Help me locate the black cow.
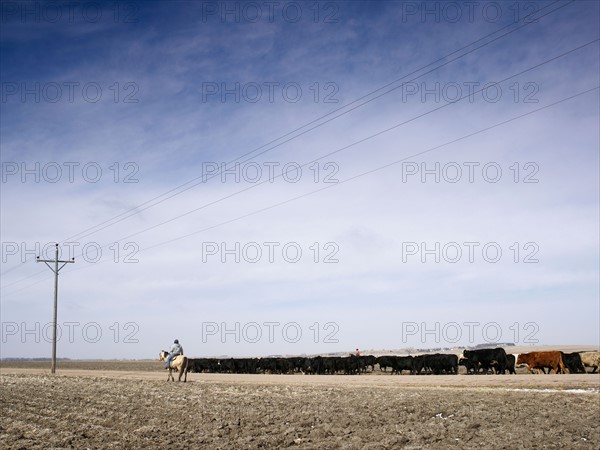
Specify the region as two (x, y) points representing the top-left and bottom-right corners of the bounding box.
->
(505, 354), (516, 374)
(286, 357), (304, 373)
(186, 358), (200, 373)
(563, 352), (586, 374)
(375, 356), (413, 375)
(427, 354), (458, 374)
(391, 356), (414, 375)
(257, 357), (277, 374)
(218, 358), (236, 373)
(361, 355), (377, 372)
(191, 358), (221, 373)
(411, 354), (457, 374)
(462, 348), (508, 374)
(276, 358), (294, 374)
(233, 358), (253, 374)
(490, 354), (516, 374)
(412, 355), (428, 374)
(344, 356), (362, 375)
(307, 356), (325, 374)
(459, 357), (478, 374)
(376, 356), (394, 372)
(322, 356), (334, 374)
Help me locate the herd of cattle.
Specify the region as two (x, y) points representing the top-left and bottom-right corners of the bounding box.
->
(186, 349), (600, 376)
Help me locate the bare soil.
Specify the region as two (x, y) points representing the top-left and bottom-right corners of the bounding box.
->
(1, 363), (599, 449)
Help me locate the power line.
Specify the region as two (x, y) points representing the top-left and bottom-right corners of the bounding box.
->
(0, 269), (45, 290)
(136, 87), (600, 252)
(0, 0), (580, 282)
(3, 85), (596, 299)
(1, 32), (595, 291)
(0, 0), (569, 280)
(79, 38), (600, 249)
(63, 0), (571, 244)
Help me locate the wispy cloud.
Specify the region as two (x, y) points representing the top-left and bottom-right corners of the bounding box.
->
(1, 1), (598, 358)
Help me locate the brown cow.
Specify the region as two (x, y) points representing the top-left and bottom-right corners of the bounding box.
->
(516, 351), (566, 374)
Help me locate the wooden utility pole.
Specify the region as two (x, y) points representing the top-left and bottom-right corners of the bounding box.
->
(36, 243), (74, 374)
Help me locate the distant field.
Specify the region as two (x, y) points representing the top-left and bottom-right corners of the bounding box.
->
(1, 359), (161, 372)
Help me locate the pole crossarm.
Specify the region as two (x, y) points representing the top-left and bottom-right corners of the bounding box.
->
(37, 259), (74, 273)
(35, 243), (75, 374)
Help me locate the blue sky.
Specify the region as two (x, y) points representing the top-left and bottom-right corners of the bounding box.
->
(1, 0), (598, 359)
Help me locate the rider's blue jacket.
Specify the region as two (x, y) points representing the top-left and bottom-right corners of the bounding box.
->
(170, 343), (183, 355)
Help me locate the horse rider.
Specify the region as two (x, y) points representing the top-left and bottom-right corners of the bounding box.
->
(165, 339), (184, 369)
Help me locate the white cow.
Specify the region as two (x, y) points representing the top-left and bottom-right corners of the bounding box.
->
(579, 351), (600, 373)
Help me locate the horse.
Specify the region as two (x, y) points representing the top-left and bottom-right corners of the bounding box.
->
(159, 350), (188, 382)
